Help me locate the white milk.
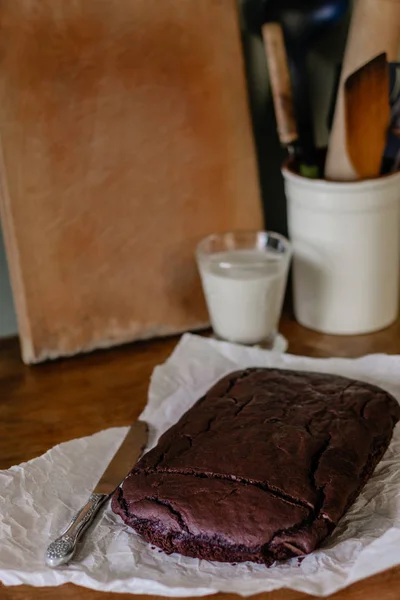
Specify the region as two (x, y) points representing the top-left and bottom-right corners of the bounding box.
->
(199, 249), (288, 345)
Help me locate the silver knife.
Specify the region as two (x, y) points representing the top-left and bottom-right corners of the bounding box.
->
(45, 420), (148, 568)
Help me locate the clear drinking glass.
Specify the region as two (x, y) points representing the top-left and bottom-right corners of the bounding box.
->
(196, 231), (292, 348)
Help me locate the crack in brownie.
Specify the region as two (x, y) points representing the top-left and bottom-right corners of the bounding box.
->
(112, 368), (400, 565)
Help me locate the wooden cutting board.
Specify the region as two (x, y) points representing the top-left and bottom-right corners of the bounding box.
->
(0, 0), (263, 363)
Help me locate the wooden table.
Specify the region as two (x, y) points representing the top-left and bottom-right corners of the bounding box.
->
(1, 312), (400, 600)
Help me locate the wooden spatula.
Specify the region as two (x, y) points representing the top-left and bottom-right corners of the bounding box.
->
(324, 0), (400, 181)
(344, 52), (390, 179)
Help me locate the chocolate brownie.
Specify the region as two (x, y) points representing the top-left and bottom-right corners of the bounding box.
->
(112, 368), (400, 565)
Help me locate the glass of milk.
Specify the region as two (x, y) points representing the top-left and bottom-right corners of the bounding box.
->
(196, 231), (292, 347)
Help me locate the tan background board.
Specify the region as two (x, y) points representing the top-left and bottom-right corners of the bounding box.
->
(0, 0), (263, 363)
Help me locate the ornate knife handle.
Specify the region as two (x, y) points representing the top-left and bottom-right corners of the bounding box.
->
(45, 493), (108, 567)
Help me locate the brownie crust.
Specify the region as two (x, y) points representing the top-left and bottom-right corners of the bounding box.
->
(112, 368), (400, 565)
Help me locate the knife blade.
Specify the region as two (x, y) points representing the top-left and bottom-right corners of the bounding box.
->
(45, 419), (148, 568)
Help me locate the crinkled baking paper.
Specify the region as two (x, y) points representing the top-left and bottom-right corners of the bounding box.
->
(1, 334), (399, 597)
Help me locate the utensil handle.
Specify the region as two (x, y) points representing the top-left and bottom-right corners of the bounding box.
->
(261, 22), (298, 146)
(287, 50), (318, 165)
(45, 493), (108, 567)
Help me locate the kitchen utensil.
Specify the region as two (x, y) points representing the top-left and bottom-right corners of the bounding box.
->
(325, 0), (400, 180)
(45, 420), (148, 568)
(327, 64), (342, 132)
(0, 0), (263, 364)
(260, 22), (298, 151)
(382, 62), (400, 173)
(244, 0), (350, 177)
(242, 3), (304, 173)
(280, 0), (350, 176)
(260, 22), (319, 178)
(344, 53), (390, 179)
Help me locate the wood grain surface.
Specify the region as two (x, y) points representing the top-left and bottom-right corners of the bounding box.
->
(0, 0), (262, 364)
(1, 312), (400, 599)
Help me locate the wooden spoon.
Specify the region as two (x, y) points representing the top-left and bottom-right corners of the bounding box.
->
(344, 52), (390, 179)
(324, 0), (400, 181)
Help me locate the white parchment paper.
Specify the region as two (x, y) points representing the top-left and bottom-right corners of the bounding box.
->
(1, 333), (399, 597)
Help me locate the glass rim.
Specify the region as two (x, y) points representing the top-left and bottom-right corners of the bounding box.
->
(196, 229), (292, 259)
